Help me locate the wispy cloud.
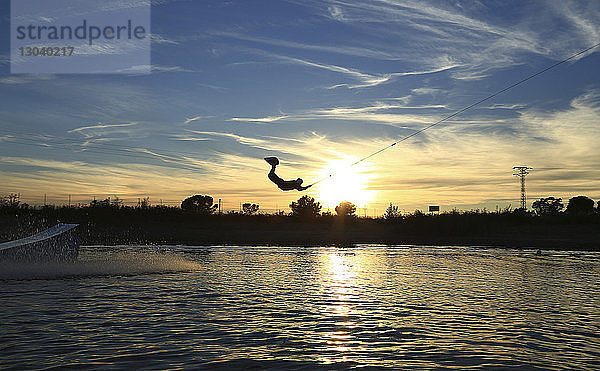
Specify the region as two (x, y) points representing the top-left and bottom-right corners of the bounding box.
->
(184, 115), (215, 124)
(411, 88), (442, 95)
(151, 65), (195, 73)
(308, 104), (439, 125)
(548, 1), (600, 48)
(328, 5), (346, 22)
(293, 0), (599, 79)
(68, 122), (141, 140)
(269, 54), (390, 88)
(213, 31), (398, 60)
(171, 136), (211, 142)
(485, 103), (527, 110)
(225, 102), (448, 127)
(184, 130), (273, 150)
(268, 54), (459, 89)
(68, 122), (139, 134)
(228, 115), (289, 123)
(0, 156), (89, 171)
(150, 33), (179, 45)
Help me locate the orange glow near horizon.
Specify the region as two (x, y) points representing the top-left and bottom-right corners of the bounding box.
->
(317, 157), (377, 210)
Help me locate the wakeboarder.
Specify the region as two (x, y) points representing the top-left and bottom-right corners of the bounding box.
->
(265, 157), (311, 191)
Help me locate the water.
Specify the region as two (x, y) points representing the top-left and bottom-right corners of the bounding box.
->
(1, 245), (599, 370)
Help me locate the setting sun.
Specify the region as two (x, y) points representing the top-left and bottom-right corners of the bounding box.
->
(317, 158), (377, 210)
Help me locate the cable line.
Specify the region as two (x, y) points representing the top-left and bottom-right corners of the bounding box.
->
(307, 41), (600, 187)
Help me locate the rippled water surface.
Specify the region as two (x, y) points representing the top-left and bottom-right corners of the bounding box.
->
(1, 245), (600, 369)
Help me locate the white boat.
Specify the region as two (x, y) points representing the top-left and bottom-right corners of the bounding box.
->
(0, 223), (79, 262)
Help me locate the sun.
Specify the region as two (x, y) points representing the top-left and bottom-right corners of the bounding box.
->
(317, 157), (377, 210)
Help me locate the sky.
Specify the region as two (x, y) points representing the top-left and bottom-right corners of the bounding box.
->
(1, 0), (599, 214)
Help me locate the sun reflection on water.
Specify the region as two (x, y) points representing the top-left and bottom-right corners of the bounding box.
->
(318, 252), (367, 363)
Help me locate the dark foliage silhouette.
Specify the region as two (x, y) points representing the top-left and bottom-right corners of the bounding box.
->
(0, 196), (599, 248)
(335, 201), (357, 217)
(90, 198), (112, 208)
(139, 197), (150, 209)
(512, 207), (531, 216)
(384, 203), (401, 220)
(290, 195), (321, 219)
(566, 196), (595, 216)
(181, 195), (218, 214)
(242, 203), (260, 215)
(532, 197), (564, 215)
(0, 193), (20, 208)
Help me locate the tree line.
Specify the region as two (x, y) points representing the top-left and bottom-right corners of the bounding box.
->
(531, 196), (598, 216)
(2, 193), (600, 219)
(180, 194), (356, 218)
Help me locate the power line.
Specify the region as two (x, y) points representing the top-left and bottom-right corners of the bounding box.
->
(307, 41), (600, 187)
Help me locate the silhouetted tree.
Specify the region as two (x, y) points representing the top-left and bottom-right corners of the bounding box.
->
(181, 195), (218, 214)
(242, 203), (259, 215)
(139, 197), (150, 209)
(597, 200), (600, 214)
(335, 201), (356, 217)
(384, 203), (401, 220)
(531, 197), (563, 216)
(290, 195), (321, 219)
(0, 193), (20, 208)
(90, 198), (111, 208)
(565, 196), (595, 216)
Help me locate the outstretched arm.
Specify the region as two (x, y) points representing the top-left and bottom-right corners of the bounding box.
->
(298, 184), (312, 191)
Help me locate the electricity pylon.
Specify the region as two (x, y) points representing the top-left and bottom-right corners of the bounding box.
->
(513, 166), (533, 210)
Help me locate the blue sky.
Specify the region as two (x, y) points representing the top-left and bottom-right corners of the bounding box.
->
(1, 0), (599, 213)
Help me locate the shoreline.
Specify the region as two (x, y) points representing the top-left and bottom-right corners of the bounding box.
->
(2, 210), (599, 252)
(81, 242), (596, 252)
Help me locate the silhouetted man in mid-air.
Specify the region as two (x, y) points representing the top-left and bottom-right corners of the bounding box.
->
(265, 157), (311, 191)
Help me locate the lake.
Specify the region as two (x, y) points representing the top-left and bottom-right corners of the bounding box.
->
(1, 245), (599, 369)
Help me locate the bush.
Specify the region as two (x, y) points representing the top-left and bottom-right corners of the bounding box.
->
(566, 196), (595, 216)
(335, 201), (357, 217)
(290, 195), (321, 219)
(532, 197), (563, 215)
(384, 203), (401, 220)
(242, 203), (259, 215)
(181, 195), (218, 214)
